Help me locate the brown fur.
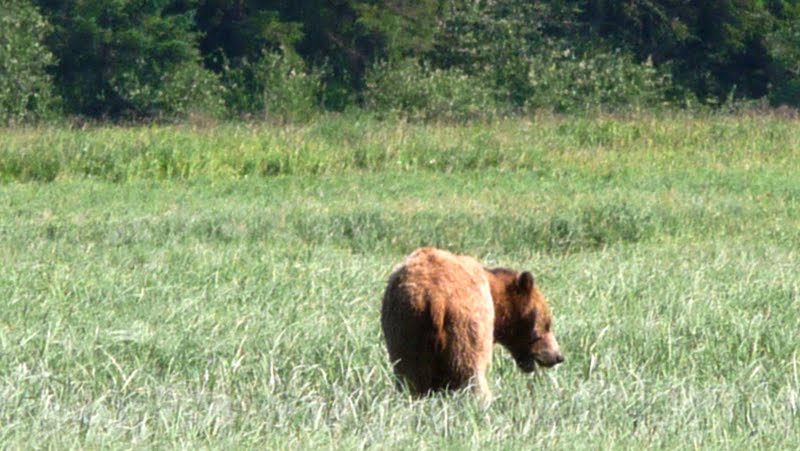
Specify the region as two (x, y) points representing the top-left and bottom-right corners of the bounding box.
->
(381, 247), (563, 400)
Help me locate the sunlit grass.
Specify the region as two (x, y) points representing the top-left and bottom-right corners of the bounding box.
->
(1, 113), (799, 182)
(1, 114), (799, 448)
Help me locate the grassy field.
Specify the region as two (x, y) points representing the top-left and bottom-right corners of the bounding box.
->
(1, 115), (799, 448)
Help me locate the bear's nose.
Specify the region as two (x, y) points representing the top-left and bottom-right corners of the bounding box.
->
(555, 353), (564, 364)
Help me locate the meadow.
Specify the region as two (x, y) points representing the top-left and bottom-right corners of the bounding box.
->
(1, 114), (799, 448)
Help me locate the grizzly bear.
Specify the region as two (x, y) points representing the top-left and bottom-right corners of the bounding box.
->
(381, 247), (563, 400)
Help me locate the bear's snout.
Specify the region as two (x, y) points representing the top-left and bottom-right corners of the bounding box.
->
(531, 333), (564, 368)
(534, 351), (564, 368)
(515, 350), (563, 372)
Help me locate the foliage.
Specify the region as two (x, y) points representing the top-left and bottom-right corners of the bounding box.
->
(196, 0), (305, 77)
(526, 47), (672, 113)
(766, 20), (800, 106)
(0, 0), (57, 125)
(354, 0), (439, 60)
(577, 0), (775, 103)
(1, 0), (799, 122)
(223, 49), (323, 122)
(156, 62), (227, 119)
(363, 58), (499, 121)
(39, 0), (223, 119)
(196, 0), (438, 110)
(429, 1), (575, 107)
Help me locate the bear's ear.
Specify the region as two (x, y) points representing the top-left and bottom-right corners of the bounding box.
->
(517, 271), (534, 294)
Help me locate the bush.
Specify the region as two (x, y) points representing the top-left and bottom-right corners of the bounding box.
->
(766, 23), (800, 107)
(363, 58), (499, 121)
(45, 0), (222, 120)
(108, 60), (226, 120)
(148, 63), (226, 119)
(223, 50), (323, 122)
(526, 47), (671, 113)
(429, 1), (562, 108)
(0, 0), (58, 125)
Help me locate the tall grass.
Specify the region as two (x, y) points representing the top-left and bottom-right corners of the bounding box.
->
(1, 115), (799, 448)
(1, 113), (799, 182)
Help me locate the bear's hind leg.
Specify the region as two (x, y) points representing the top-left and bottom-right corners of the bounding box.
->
(471, 371), (492, 404)
(391, 353), (436, 397)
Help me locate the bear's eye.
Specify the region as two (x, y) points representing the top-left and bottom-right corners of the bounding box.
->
(529, 329), (541, 344)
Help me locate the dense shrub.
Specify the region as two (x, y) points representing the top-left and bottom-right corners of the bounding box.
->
(363, 58), (499, 121)
(108, 60), (226, 120)
(0, 0), (57, 125)
(766, 23), (800, 107)
(223, 50), (323, 122)
(429, 1), (567, 108)
(43, 0), (223, 119)
(526, 48), (671, 113)
(153, 63), (227, 119)
(428, 2), (674, 114)
(4, 0), (799, 122)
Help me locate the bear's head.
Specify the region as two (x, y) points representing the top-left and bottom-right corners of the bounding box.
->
(489, 269), (564, 372)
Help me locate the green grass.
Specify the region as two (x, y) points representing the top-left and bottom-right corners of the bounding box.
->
(2, 113), (799, 182)
(1, 115), (799, 448)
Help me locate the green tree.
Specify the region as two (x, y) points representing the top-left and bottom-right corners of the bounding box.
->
(195, 0), (304, 68)
(223, 48), (323, 121)
(38, 0), (223, 119)
(0, 0), (58, 125)
(194, 0), (438, 109)
(578, 0), (774, 102)
(429, 1), (584, 107)
(765, 2), (800, 106)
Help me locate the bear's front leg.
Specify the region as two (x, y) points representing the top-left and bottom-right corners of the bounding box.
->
(472, 372), (492, 405)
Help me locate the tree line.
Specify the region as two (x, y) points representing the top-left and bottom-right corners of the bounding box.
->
(3, 0), (800, 124)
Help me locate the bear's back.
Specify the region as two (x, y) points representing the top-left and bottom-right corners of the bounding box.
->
(381, 248), (495, 394)
(385, 248), (491, 315)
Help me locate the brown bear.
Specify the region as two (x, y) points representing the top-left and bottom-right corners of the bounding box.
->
(381, 247), (563, 400)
